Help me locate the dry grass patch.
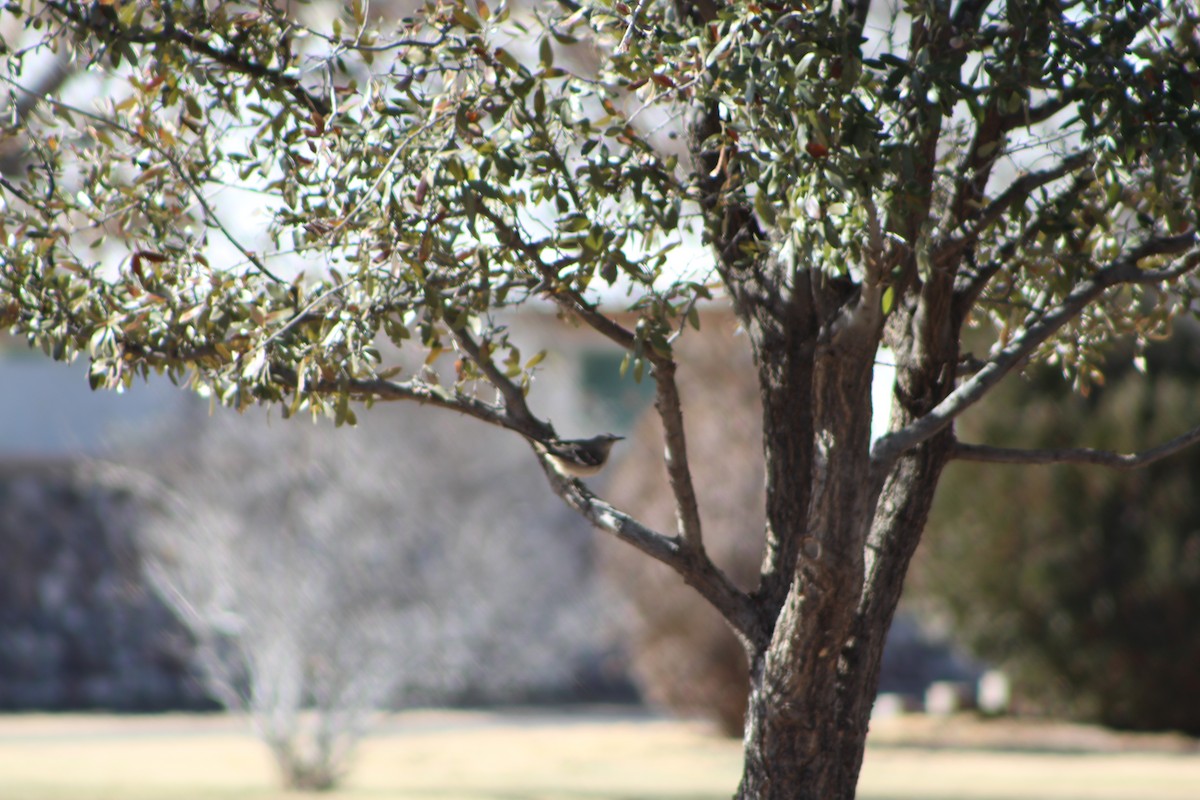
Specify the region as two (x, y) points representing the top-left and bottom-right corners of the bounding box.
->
(0, 711), (1197, 800)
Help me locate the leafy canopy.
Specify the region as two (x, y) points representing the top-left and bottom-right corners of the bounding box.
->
(1, 0), (1198, 427)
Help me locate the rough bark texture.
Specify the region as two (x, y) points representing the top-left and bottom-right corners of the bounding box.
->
(729, 281), (959, 798)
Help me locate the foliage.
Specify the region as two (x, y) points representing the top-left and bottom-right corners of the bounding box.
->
(2, 0), (1197, 409)
(912, 328), (1200, 734)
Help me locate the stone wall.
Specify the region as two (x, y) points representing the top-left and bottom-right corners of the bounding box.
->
(0, 459), (213, 711)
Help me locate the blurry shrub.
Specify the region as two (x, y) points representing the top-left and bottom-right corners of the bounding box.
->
(112, 405), (616, 789)
(911, 328), (1200, 734)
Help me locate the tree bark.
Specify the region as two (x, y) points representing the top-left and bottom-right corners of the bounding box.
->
(732, 290), (957, 799)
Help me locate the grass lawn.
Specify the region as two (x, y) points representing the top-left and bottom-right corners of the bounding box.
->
(0, 710), (1196, 800)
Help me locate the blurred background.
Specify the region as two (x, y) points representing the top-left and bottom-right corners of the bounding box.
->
(3, 301), (1199, 795)
(6, 310), (1200, 732)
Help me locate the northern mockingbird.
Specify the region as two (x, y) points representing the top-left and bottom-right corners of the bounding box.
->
(535, 433), (624, 478)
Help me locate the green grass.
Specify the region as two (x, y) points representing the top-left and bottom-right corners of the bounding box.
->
(0, 710), (1197, 800)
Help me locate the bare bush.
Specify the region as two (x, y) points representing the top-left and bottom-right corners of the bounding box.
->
(118, 405), (613, 790)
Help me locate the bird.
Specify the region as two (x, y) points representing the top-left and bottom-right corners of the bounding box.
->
(535, 433), (625, 478)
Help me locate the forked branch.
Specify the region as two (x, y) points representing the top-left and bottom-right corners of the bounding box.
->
(536, 458), (763, 644)
(873, 234), (1200, 468)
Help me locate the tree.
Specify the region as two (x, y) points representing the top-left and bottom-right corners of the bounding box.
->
(2, 1), (1199, 796)
(113, 405), (612, 790)
(910, 326), (1200, 734)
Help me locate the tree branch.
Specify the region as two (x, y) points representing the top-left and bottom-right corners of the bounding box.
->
(943, 10), (1092, 230)
(950, 423), (1200, 469)
(651, 358), (705, 550)
(937, 152), (1092, 267)
(536, 458), (764, 645)
(997, 89), (1082, 130)
(955, 167), (1097, 311)
(46, 0), (331, 116)
(873, 233), (1200, 467)
(476, 206), (638, 350)
(616, 0), (652, 54)
(446, 324), (553, 440)
(1, 80), (287, 283)
(0, 53), (75, 176)
(274, 368), (536, 435)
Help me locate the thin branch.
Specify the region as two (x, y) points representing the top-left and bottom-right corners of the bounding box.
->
(0, 53), (75, 175)
(313, 371), (532, 434)
(946, 105), (1006, 227)
(111, 323), (527, 437)
(937, 152), (1092, 267)
(326, 115), (443, 241)
(255, 282), (351, 353)
(950, 423), (1200, 469)
(616, 0), (652, 54)
(288, 19), (450, 54)
(1, 79), (287, 284)
(535, 457), (764, 645)
(997, 89), (1081, 130)
(476, 206), (638, 350)
(945, 17), (1068, 229)
(872, 234), (1200, 468)
(0, 176), (32, 205)
(955, 168), (1098, 309)
(651, 358), (705, 550)
(47, 0), (332, 116)
(447, 324), (553, 439)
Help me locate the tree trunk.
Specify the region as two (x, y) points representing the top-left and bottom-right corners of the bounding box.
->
(739, 650), (865, 799)
(731, 291), (957, 798)
(735, 442), (952, 799)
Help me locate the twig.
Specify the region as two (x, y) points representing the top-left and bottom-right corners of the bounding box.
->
(616, 0), (652, 54)
(950, 422), (1200, 469)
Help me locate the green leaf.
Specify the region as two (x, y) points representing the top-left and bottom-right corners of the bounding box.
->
(559, 213), (590, 232)
(754, 191), (777, 226)
(452, 7), (482, 32)
(495, 48), (521, 72)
